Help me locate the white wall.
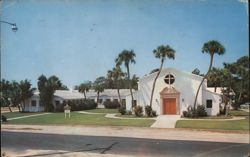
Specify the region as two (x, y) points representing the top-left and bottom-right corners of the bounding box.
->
(202, 90), (221, 116)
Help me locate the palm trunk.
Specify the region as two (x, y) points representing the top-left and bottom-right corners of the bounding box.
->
(214, 87), (217, 93)
(22, 100), (26, 112)
(83, 91), (86, 99)
(97, 92), (100, 105)
(127, 65), (134, 110)
(150, 59), (164, 107)
(194, 54), (214, 109)
(8, 105), (12, 112)
(17, 104), (21, 112)
(117, 88), (122, 105)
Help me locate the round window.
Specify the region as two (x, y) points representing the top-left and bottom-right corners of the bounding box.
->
(164, 74), (175, 85)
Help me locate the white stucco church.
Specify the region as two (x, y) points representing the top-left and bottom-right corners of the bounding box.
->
(25, 68), (221, 116)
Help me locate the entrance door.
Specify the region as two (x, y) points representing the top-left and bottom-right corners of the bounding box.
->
(163, 98), (176, 115)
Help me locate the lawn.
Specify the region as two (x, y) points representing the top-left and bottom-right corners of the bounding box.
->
(228, 110), (249, 116)
(2, 112), (43, 119)
(2, 112), (155, 127)
(85, 108), (119, 114)
(176, 116), (249, 131)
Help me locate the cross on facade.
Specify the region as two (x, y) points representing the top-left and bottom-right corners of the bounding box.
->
(164, 74), (175, 85)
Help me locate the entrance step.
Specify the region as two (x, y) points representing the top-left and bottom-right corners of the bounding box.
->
(150, 115), (181, 128)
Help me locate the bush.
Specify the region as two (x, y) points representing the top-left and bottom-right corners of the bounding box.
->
(104, 100), (120, 109)
(145, 105), (152, 117)
(183, 105), (207, 118)
(118, 105), (126, 115)
(134, 105), (143, 117)
(60, 99), (97, 111)
(1, 115), (7, 122)
(126, 110), (132, 115)
(196, 105), (207, 117)
(144, 105), (157, 117)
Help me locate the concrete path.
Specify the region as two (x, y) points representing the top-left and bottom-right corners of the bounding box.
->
(7, 113), (51, 121)
(151, 115), (180, 128)
(105, 114), (155, 120)
(77, 111), (104, 115)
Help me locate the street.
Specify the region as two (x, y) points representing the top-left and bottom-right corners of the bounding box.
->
(2, 131), (249, 157)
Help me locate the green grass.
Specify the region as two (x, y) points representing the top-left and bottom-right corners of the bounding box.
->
(2, 112), (43, 119)
(176, 116), (249, 131)
(85, 108), (119, 114)
(116, 114), (153, 119)
(228, 110), (249, 116)
(3, 112), (155, 127)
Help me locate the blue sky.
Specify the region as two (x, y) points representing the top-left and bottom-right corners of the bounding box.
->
(1, 0), (248, 88)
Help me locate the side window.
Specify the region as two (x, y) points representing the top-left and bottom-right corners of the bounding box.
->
(133, 100), (137, 106)
(206, 100), (212, 108)
(31, 100), (36, 107)
(122, 99), (126, 106)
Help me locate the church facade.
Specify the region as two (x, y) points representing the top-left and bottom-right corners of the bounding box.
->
(127, 68), (221, 116)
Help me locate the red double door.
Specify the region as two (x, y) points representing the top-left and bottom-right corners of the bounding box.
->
(163, 98), (176, 115)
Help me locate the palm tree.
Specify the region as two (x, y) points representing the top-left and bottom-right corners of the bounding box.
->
(93, 77), (106, 105)
(149, 45), (175, 107)
(193, 40), (225, 109)
(19, 79), (35, 111)
(115, 49), (136, 109)
(78, 81), (91, 99)
(107, 66), (125, 104)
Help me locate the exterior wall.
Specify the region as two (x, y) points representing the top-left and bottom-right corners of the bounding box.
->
(202, 90), (221, 116)
(25, 96), (44, 112)
(137, 68), (204, 115)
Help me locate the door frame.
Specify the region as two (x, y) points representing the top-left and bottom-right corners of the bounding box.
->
(160, 87), (180, 115)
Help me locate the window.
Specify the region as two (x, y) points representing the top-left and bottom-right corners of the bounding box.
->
(31, 100), (36, 107)
(55, 100), (60, 106)
(206, 100), (212, 108)
(122, 99), (126, 106)
(106, 99), (111, 102)
(133, 100), (137, 106)
(98, 99), (103, 103)
(164, 74), (175, 85)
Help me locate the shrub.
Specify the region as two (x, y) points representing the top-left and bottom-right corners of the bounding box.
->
(104, 100), (120, 109)
(134, 105), (143, 117)
(182, 105), (207, 118)
(1, 115), (7, 122)
(118, 105), (126, 115)
(144, 105), (157, 117)
(60, 99), (97, 111)
(196, 105), (207, 117)
(126, 110), (132, 115)
(145, 105), (152, 117)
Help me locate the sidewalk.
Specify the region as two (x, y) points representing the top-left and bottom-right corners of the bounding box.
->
(2, 124), (248, 144)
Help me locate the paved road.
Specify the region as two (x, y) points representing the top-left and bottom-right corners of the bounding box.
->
(2, 131), (249, 157)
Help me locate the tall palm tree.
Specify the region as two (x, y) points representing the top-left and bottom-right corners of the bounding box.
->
(78, 81), (91, 99)
(107, 66), (125, 104)
(19, 79), (35, 111)
(93, 77), (106, 105)
(149, 45), (175, 107)
(115, 50), (136, 109)
(193, 40), (225, 109)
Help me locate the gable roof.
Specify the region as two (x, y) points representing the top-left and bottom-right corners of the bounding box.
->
(140, 67), (204, 82)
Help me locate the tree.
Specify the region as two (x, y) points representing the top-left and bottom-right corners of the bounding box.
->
(78, 81), (92, 99)
(207, 67), (224, 92)
(93, 76), (106, 104)
(0, 79), (13, 112)
(38, 75), (62, 112)
(19, 80), (35, 111)
(107, 66), (125, 104)
(223, 56), (249, 109)
(115, 49), (136, 109)
(193, 40), (225, 109)
(149, 45), (175, 107)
